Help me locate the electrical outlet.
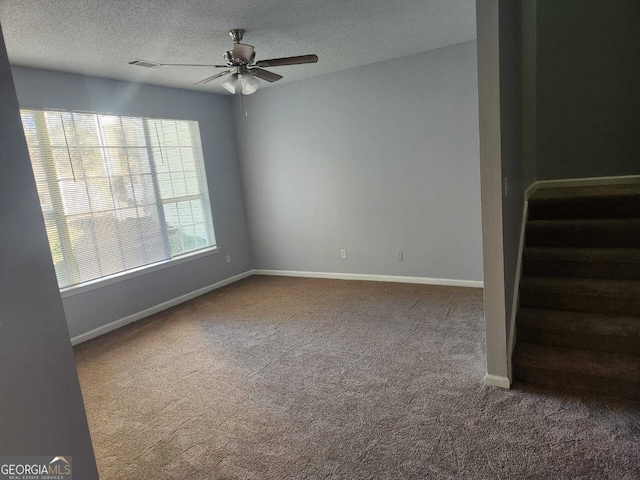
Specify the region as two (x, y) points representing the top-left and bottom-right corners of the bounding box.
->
(226, 254), (231, 264)
(396, 250), (403, 261)
(341, 249), (347, 259)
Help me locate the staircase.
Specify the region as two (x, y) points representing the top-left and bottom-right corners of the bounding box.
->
(513, 184), (640, 400)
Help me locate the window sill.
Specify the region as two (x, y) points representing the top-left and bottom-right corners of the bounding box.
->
(60, 247), (220, 299)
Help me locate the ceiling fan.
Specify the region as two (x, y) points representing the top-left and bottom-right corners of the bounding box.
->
(130, 29), (318, 95)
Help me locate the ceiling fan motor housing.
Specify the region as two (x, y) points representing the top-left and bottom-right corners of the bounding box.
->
(224, 46), (256, 66)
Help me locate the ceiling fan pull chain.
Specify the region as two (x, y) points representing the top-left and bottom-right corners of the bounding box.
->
(238, 89), (248, 118)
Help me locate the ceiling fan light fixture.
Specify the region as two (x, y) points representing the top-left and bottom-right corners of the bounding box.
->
(222, 73), (240, 94)
(241, 72), (260, 95)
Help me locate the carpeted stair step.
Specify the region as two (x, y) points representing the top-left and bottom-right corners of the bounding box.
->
(513, 343), (640, 400)
(526, 219), (640, 248)
(528, 184), (640, 220)
(517, 308), (640, 354)
(523, 247), (640, 279)
(519, 276), (640, 316)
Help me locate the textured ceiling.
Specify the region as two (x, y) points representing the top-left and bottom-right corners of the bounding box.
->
(0, 0), (476, 94)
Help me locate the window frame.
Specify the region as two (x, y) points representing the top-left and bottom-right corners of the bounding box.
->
(20, 106), (220, 294)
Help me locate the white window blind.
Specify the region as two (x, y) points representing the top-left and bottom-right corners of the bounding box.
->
(20, 109), (217, 289)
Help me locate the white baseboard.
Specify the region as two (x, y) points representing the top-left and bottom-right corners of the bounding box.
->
(253, 269), (484, 288)
(527, 174), (640, 198)
(70, 270), (253, 346)
(484, 373), (511, 389)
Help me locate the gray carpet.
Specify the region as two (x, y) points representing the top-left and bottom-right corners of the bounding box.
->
(74, 276), (640, 479)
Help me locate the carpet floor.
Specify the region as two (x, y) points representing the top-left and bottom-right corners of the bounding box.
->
(74, 276), (640, 479)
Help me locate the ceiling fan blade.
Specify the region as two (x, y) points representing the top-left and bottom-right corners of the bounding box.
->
(194, 69), (232, 85)
(255, 54), (318, 68)
(232, 44), (255, 63)
(160, 63), (229, 67)
(249, 68), (283, 83)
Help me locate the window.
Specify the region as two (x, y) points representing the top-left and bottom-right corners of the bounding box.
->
(20, 109), (216, 289)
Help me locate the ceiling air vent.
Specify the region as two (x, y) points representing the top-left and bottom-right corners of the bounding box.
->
(129, 59), (161, 68)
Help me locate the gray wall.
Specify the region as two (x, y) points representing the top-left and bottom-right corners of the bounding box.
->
(498, 0), (524, 365)
(233, 41), (483, 282)
(11, 66), (253, 338)
(0, 27), (98, 477)
(536, 0), (640, 180)
(521, 0), (537, 187)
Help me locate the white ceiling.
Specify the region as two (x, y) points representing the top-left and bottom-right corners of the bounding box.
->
(0, 0), (476, 95)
